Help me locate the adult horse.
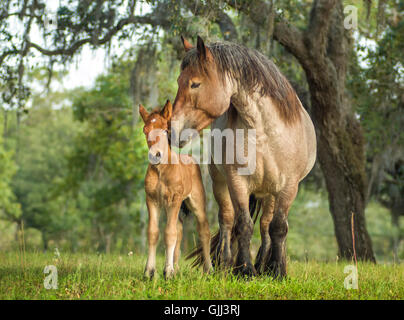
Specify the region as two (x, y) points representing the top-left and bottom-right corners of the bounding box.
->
(171, 36), (316, 278)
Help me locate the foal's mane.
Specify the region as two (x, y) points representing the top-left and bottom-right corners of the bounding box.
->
(181, 41), (301, 124)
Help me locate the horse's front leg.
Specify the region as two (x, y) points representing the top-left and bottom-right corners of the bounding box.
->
(211, 169), (234, 269)
(163, 201), (181, 279)
(144, 196), (160, 279)
(227, 178), (256, 277)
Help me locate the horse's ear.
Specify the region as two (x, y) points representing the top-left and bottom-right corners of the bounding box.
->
(181, 35), (193, 52)
(161, 100), (172, 120)
(139, 104), (149, 123)
(196, 35), (213, 62)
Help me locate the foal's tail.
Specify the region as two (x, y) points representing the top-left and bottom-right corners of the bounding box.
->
(186, 194), (261, 268)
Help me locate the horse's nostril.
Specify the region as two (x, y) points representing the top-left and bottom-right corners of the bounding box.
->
(155, 152), (161, 158)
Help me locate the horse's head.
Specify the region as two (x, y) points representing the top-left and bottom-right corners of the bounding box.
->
(139, 100), (172, 165)
(171, 36), (232, 147)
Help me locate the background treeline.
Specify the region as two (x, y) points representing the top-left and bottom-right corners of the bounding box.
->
(0, 0), (403, 262)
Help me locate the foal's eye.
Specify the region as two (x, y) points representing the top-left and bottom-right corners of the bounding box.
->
(191, 82), (201, 89)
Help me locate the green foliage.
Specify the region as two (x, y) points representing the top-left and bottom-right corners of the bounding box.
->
(0, 113), (20, 223)
(9, 92), (80, 247)
(348, 1), (404, 215)
(349, 0), (404, 149)
(63, 58), (149, 252)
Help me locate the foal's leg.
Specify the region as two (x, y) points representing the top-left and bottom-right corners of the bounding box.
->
(173, 215), (183, 273)
(226, 177), (256, 277)
(265, 184), (298, 279)
(164, 201), (181, 279)
(186, 192), (212, 273)
(144, 196), (160, 279)
(254, 195), (275, 274)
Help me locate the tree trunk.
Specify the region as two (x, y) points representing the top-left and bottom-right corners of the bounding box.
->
(301, 1), (375, 261)
(269, 0), (376, 261)
(312, 93), (376, 261)
(42, 231), (49, 252)
(105, 233), (112, 254)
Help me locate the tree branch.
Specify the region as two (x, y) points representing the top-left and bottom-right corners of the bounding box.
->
(224, 0), (307, 64)
(183, 0), (238, 41)
(224, 0), (267, 25)
(0, 50), (19, 66)
(26, 14), (167, 57)
(214, 10), (238, 41)
(305, 0), (338, 56)
(273, 19), (308, 66)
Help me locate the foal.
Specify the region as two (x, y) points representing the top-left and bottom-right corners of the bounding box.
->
(139, 100), (212, 279)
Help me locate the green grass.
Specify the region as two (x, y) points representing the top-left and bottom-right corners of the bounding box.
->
(0, 251), (403, 300)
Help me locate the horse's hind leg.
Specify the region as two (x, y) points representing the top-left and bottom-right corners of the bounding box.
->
(254, 195), (275, 274)
(226, 179), (256, 277)
(265, 185), (298, 279)
(173, 215), (184, 274)
(144, 196), (160, 279)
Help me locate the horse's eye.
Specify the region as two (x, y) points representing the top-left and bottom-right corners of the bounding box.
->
(191, 82), (201, 89)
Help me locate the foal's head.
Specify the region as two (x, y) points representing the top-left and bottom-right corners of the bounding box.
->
(171, 36), (232, 147)
(139, 100), (172, 165)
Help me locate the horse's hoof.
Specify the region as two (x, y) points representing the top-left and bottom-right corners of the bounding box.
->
(203, 265), (213, 274)
(265, 262), (287, 280)
(234, 262), (257, 278)
(254, 261), (263, 275)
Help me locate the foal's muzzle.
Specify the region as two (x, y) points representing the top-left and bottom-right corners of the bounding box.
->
(148, 151), (162, 164)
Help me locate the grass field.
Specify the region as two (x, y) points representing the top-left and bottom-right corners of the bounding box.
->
(0, 251), (403, 300)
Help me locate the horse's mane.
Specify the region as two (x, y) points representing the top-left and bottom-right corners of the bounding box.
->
(181, 41), (301, 124)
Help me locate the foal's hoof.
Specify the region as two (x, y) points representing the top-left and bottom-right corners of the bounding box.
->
(234, 262), (257, 278)
(144, 268), (156, 280)
(163, 267), (175, 280)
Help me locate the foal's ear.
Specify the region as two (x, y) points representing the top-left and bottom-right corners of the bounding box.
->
(161, 100), (172, 120)
(181, 35), (194, 52)
(139, 104), (149, 123)
(196, 35), (213, 62)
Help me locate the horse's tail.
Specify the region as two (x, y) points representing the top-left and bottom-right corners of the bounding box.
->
(186, 194), (261, 268)
(249, 194), (262, 223)
(186, 230), (221, 268)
